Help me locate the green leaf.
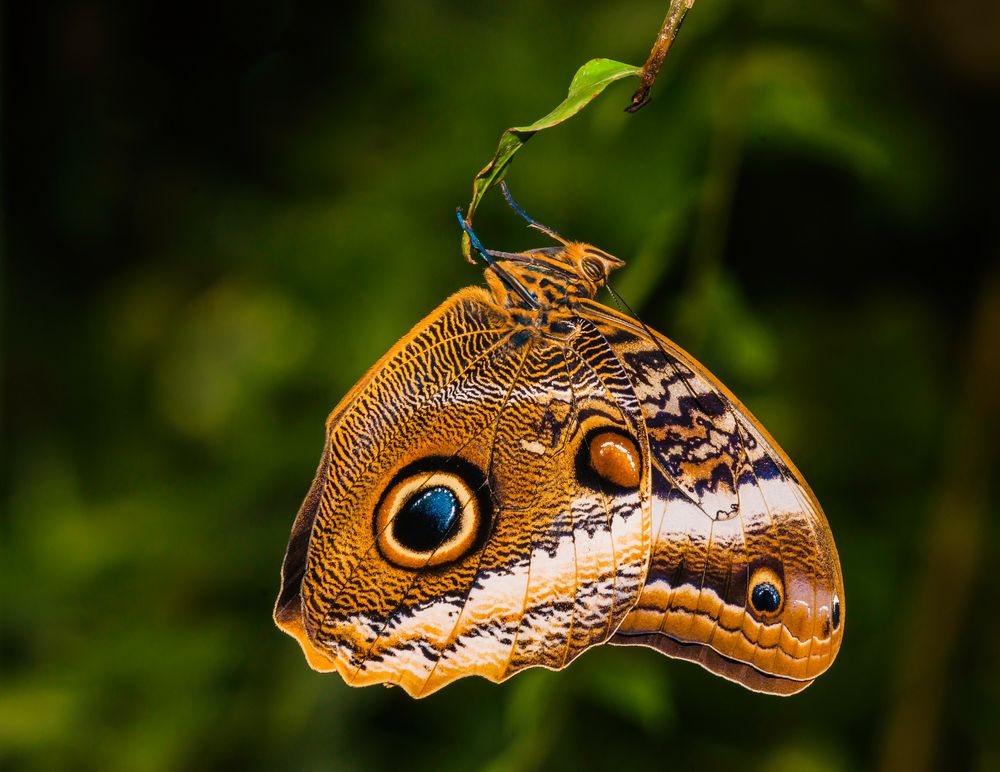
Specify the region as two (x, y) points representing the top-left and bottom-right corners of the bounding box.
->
(462, 58), (640, 259)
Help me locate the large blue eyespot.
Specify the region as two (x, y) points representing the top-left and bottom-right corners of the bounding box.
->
(392, 487), (460, 552)
(374, 460), (489, 570)
(751, 582), (782, 614)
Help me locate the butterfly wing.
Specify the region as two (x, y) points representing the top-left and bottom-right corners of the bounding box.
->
(275, 288), (651, 697)
(579, 303), (845, 695)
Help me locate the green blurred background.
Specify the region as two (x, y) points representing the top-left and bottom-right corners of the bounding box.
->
(4, 1), (999, 770)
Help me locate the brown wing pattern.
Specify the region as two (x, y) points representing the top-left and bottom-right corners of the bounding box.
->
(275, 288), (651, 697)
(580, 304), (845, 694)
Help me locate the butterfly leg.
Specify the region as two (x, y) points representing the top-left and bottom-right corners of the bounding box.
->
(499, 181), (568, 245)
(455, 209), (539, 309)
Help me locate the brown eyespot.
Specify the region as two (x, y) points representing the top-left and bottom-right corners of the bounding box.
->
(374, 462), (486, 570)
(748, 566), (784, 617)
(581, 430), (641, 489)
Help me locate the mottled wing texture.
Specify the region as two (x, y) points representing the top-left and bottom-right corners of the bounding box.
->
(275, 288), (651, 697)
(580, 303), (845, 694)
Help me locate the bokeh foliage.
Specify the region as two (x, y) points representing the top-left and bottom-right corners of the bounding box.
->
(3, 1), (999, 771)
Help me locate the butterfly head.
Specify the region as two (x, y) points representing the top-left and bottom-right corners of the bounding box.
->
(532, 242), (624, 289)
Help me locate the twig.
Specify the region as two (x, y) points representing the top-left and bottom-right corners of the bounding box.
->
(626, 0), (697, 112)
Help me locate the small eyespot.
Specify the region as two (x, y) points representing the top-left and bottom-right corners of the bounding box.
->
(580, 256), (605, 282)
(748, 566), (784, 617)
(752, 583), (782, 613)
(832, 595), (841, 630)
(374, 464), (486, 569)
(584, 430), (641, 489)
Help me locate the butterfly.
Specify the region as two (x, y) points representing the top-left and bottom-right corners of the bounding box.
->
(274, 184), (845, 698)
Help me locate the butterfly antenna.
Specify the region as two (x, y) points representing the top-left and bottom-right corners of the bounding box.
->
(605, 283), (674, 359)
(604, 282), (635, 319)
(456, 209), (539, 309)
(500, 181), (569, 245)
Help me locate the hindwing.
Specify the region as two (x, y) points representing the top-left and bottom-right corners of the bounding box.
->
(580, 303), (845, 694)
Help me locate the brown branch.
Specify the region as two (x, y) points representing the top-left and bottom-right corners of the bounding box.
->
(626, 0), (697, 113)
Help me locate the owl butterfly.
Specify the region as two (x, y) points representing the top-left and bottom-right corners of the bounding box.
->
(274, 185), (844, 698)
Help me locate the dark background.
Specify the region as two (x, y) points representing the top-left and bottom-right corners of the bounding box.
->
(4, 1), (999, 770)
